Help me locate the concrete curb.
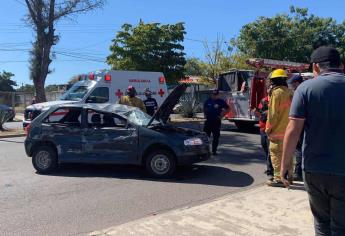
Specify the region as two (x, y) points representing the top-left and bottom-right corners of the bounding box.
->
(0, 133), (26, 139)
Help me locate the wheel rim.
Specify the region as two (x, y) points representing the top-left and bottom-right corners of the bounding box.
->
(150, 154), (170, 175)
(36, 151), (52, 170)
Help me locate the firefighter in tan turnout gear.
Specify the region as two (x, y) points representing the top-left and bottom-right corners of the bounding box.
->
(265, 69), (294, 187)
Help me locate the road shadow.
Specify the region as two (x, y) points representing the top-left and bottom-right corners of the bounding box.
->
(289, 182), (306, 191)
(207, 133), (265, 166)
(222, 123), (260, 134)
(172, 121), (265, 166)
(44, 164), (254, 188)
(0, 139), (24, 144)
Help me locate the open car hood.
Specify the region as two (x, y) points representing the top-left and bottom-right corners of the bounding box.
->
(147, 83), (187, 126)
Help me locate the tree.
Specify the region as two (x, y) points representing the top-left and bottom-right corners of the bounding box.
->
(184, 58), (207, 76)
(24, 0), (105, 103)
(68, 74), (81, 85)
(107, 21), (186, 84)
(17, 84), (35, 93)
(45, 84), (61, 92)
(202, 37), (251, 79)
(0, 71), (16, 92)
(235, 6), (345, 62)
(203, 36), (228, 79)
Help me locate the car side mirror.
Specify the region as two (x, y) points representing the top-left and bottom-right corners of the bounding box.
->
(86, 97), (96, 103)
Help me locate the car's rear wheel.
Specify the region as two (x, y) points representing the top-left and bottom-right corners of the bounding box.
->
(32, 146), (58, 174)
(145, 150), (176, 178)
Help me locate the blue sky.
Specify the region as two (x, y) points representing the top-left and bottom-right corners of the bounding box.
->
(1, 0), (345, 86)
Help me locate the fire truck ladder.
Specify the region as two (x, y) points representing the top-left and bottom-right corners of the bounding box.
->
(246, 58), (310, 72)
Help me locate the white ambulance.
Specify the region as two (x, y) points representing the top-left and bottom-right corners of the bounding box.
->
(23, 70), (168, 128)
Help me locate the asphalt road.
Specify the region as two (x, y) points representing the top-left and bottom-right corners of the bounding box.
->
(0, 122), (267, 236)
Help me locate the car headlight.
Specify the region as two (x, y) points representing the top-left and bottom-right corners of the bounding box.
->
(184, 138), (203, 146)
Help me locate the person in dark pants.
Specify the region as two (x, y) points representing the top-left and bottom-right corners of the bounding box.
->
(281, 46), (345, 235)
(203, 89), (230, 155)
(143, 88), (158, 116)
(287, 75), (304, 181)
(257, 86), (274, 179)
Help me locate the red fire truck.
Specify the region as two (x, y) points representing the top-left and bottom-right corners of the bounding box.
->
(217, 58), (310, 130)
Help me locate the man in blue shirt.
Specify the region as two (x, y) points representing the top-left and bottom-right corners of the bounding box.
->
(281, 46), (345, 235)
(287, 75), (304, 181)
(203, 89), (230, 155)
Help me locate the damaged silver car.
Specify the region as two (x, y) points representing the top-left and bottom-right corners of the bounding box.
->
(24, 84), (210, 178)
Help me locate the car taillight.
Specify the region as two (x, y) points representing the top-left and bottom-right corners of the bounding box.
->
(25, 124), (31, 137)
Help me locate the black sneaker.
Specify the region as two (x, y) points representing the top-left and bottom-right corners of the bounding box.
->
(293, 173), (303, 182)
(266, 179), (285, 188)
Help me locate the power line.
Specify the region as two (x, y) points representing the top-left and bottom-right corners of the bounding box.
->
(53, 51), (106, 63)
(13, 0), (26, 7)
(0, 59), (105, 63)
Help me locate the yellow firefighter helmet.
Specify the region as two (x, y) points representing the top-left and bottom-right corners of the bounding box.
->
(270, 69), (288, 79)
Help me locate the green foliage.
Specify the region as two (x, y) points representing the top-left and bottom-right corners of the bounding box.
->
(107, 21), (186, 84)
(0, 71), (16, 92)
(185, 53), (251, 80)
(68, 75), (81, 85)
(184, 58), (208, 76)
(0, 109), (11, 130)
(235, 6), (345, 62)
(17, 84), (35, 93)
(45, 84), (61, 92)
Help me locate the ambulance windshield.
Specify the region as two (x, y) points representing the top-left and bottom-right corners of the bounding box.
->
(60, 85), (89, 101)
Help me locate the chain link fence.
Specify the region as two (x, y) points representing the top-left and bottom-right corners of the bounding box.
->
(0, 91), (64, 113)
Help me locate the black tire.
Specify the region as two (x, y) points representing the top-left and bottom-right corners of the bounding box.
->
(234, 121), (255, 131)
(32, 146), (58, 174)
(145, 150), (176, 178)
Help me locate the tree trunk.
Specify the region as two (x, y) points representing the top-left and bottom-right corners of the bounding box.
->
(28, 0), (54, 103)
(33, 74), (46, 102)
(30, 30), (54, 103)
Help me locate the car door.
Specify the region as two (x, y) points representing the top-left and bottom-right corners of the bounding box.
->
(83, 109), (138, 164)
(41, 107), (83, 161)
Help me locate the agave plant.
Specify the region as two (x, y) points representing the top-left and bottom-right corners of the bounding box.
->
(0, 110), (11, 131)
(179, 92), (199, 118)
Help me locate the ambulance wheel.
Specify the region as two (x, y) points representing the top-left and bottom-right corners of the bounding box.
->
(234, 121), (255, 131)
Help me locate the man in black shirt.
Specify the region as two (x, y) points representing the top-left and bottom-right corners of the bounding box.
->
(143, 88), (158, 116)
(203, 89), (230, 155)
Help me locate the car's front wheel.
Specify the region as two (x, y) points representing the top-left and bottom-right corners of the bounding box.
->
(32, 146), (58, 174)
(145, 150), (176, 178)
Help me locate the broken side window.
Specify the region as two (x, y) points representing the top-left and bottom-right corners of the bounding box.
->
(43, 108), (82, 127)
(87, 109), (127, 128)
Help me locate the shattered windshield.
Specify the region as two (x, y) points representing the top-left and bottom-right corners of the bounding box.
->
(60, 81), (95, 101)
(125, 110), (159, 126)
(94, 104), (160, 127)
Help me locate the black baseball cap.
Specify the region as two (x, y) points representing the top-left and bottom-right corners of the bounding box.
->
(310, 46), (340, 64)
(287, 75), (303, 84)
